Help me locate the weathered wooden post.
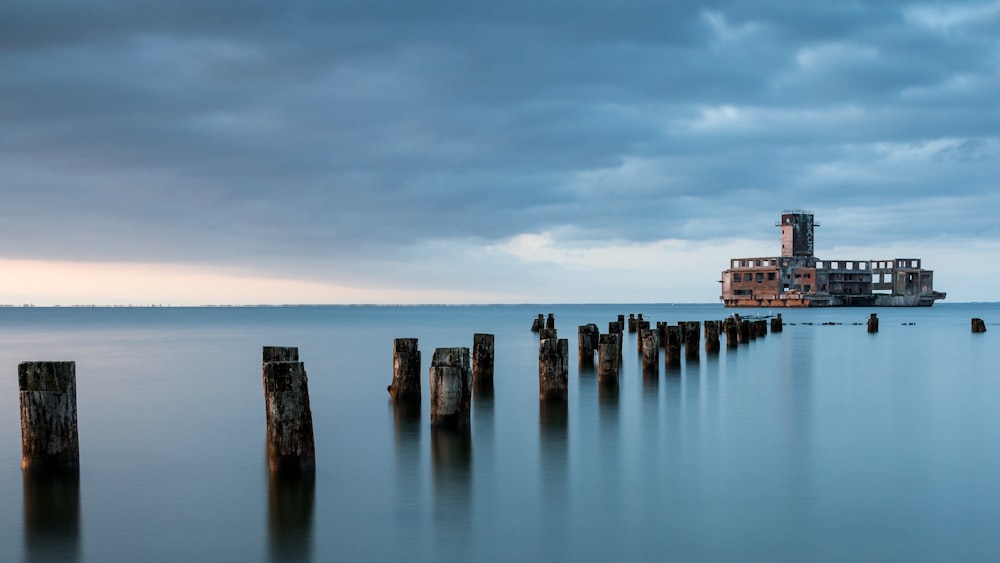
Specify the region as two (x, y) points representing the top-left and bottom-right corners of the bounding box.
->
(972, 318), (988, 333)
(628, 314), (637, 333)
(739, 319), (752, 343)
(430, 347), (472, 428)
(755, 320), (768, 338)
(867, 313), (879, 333)
(657, 322), (667, 348)
(539, 327), (558, 341)
(684, 322), (701, 360)
(531, 314), (544, 332)
(545, 313), (556, 330)
(640, 328), (659, 376)
(539, 338), (569, 401)
(578, 324), (599, 366)
(388, 338), (421, 402)
(598, 333), (620, 385)
(617, 315), (625, 332)
(664, 325), (682, 367)
(704, 321), (721, 354)
(770, 314), (783, 333)
(725, 319), (739, 349)
(636, 320), (650, 353)
(262, 347), (315, 475)
(19, 362), (79, 471)
(472, 334), (494, 391)
(609, 321), (623, 367)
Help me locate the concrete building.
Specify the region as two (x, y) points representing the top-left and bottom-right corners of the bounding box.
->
(720, 211), (946, 307)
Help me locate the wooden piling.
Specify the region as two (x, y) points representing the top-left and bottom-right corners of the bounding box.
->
(664, 325), (682, 367)
(704, 321), (721, 354)
(539, 338), (569, 401)
(531, 314), (544, 332)
(683, 322), (701, 360)
(262, 349), (315, 475)
(598, 333), (620, 385)
(617, 315), (625, 333)
(640, 328), (659, 376)
(628, 314), (637, 333)
(636, 320), (650, 353)
(972, 318), (987, 333)
(609, 321), (623, 367)
(430, 347), (472, 428)
(755, 320), (768, 338)
(388, 338), (421, 402)
(539, 327), (558, 341)
(867, 313), (879, 333)
(578, 324), (600, 366)
(725, 319), (739, 349)
(472, 334), (494, 391)
(19, 362), (79, 472)
(545, 314), (556, 330)
(739, 320), (752, 343)
(770, 314), (783, 333)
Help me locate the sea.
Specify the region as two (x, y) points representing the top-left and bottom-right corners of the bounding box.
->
(0, 303), (997, 562)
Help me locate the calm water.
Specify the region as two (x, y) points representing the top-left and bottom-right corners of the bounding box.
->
(0, 303), (997, 562)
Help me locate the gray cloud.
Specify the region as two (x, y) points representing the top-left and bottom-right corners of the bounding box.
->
(1, 0), (997, 296)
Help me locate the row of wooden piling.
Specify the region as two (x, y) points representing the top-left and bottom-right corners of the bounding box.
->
(14, 314), (990, 475)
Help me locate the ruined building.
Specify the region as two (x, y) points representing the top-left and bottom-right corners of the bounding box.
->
(720, 211), (946, 307)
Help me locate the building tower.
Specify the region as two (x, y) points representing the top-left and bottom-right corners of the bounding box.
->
(778, 211), (816, 258)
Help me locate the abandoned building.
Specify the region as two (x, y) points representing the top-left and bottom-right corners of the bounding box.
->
(720, 211), (946, 307)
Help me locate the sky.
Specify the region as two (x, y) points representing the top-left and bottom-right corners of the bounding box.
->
(1, 1), (998, 305)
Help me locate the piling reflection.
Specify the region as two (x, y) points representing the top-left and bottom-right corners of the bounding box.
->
(23, 468), (80, 563)
(267, 471), (315, 563)
(431, 425), (472, 559)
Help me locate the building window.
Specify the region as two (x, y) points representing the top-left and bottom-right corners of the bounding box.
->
(733, 273), (741, 283)
(767, 272), (776, 281)
(756, 273), (764, 283)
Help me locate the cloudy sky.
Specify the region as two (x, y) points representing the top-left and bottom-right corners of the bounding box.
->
(2, 1), (998, 304)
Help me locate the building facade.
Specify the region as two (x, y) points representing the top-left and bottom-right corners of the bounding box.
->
(720, 211), (945, 307)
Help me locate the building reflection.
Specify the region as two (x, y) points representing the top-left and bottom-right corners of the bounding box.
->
(23, 468), (80, 563)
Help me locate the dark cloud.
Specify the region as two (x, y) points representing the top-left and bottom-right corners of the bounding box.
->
(1, 0), (997, 292)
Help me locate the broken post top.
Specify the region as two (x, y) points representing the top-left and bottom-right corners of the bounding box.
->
(432, 347), (470, 368)
(263, 346), (299, 363)
(19, 362), (76, 392)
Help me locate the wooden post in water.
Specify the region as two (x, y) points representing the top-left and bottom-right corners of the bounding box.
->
(725, 319), (739, 349)
(867, 313), (879, 333)
(430, 347), (472, 428)
(388, 339), (421, 402)
(19, 362), (79, 472)
(755, 320), (768, 338)
(771, 314), (783, 333)
(608, 321), (623, 368)
(617, 315), (625, 333)
(539, 338), (569, 401)
(545, 314), (556, 330)
(640, 328), (659, 376)
(704, 321), (721, 354)
(578, 324), (600, 366)
(636, 320), (650, 353)
(539, 327), (558, 341)
(472, 334), (494, 391)
(972, 318), (987, 333)
(262, 348), (315, 475)
(598, 333), (620, 385)
(665, 325), (682, 367)
(683, 322), (701, 360)
(628, 314), (637, 333)
(531, 314), (544, 332)
(739, 320), (752, 343)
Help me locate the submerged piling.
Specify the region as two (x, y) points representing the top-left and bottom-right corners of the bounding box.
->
(609, 321), (623, 367)
(867, 313), (879, 333)
(704, 321), (721, 354)
(578, 324), (600, 366)
(739, 319), (752, 343)
(636, 320), (650, 353)
(628, 314), (637, 333)
(545, 314), (556, 330)
(598, 333), (620, 384)
(430, 347), (472, 428)
(771, 314), (783, 333)
(472, 334), (494, 391)
(724, 319), (739, 349)
(19, 362), (79, 472)
(683, 322), (701, 360)
(539, 338), (569, 401)
(388, 339), (421, 402)
(262, 348), (315, 475)
(972, 318), (987, 333)
(664, 325), (682, 367)
(531, 314), (544, 332)
(640, 328), (659, 376)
